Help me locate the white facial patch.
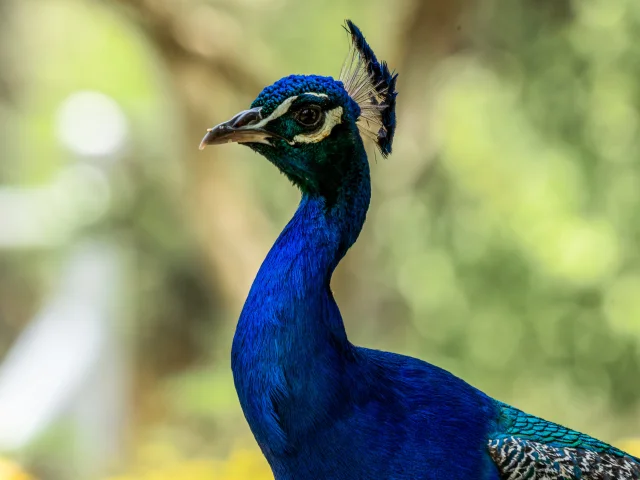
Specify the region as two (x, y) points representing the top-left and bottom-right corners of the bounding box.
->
(292, 106), (343, 144)
(250, 93), (340, 145)
(251, 95), (298, 130)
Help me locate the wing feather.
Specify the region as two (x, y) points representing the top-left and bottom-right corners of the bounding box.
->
(489, 435), (640, 480)
(489, 403), (640, 479)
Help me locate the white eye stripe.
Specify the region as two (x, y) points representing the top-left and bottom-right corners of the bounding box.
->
(251, 95), (298, 129)
(292, 106), (343, 144)
(252, 92), (328, 130)
(251, 92), (329, 128)
(252, 93), (337, 145)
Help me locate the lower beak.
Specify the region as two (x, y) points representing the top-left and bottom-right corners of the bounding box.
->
(199, 107), (273, 150)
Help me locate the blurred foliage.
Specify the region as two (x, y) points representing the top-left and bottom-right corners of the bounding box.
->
(384, 0), (640, 420)
(0, 0), (639, 478)
(105, 443), (271, 480)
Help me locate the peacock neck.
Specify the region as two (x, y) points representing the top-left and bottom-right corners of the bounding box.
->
(235, 142), (371, 334)
(231, 145), (370, 455)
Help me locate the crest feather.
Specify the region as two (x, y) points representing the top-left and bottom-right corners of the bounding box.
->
(340, 20), (398, 157)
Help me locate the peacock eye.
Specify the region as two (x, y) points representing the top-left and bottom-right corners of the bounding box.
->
(294, 105), (323, 128)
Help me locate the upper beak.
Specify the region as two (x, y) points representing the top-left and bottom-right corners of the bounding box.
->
(199, 107), (273, 150)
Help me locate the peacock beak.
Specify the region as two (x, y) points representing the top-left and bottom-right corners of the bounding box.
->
(199, 107), (274, 149)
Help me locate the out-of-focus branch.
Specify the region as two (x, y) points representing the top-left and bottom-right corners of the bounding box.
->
(0, 0), (22, 108)
(0, 0), (10, 103)
(397, 0), (572, 75)
(109, 0), (274, 309)
(111, 0), (265, 95)
(396, 0), (470, 76)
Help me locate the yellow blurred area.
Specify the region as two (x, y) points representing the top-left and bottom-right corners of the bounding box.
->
(106, 444), (271, 480)
(107, 438), (640, 480)
(0, 458), (32, 480)
(616, 439), (640, 458)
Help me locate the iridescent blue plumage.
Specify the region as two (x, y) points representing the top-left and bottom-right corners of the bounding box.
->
(251, 75), (358, 117)
(199, 20), (639, 480)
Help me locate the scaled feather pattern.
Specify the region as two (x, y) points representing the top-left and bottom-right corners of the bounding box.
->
(489, 403), (640, 479)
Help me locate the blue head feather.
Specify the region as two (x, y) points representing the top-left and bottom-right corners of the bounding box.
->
(251, 74), (360, 119)
(245, 72), (367, 205)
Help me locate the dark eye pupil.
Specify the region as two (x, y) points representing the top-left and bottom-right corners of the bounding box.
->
(297, 107), (321, 126)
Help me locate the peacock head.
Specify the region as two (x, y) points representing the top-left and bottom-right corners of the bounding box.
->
(199, 20), (398, 197)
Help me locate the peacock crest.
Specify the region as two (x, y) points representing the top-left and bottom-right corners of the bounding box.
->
(340, 20), (398, 157)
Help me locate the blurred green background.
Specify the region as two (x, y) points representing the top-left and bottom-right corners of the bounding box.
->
(0, 0), (639, 478)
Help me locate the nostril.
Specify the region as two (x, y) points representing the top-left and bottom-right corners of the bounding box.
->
(230, 108), (263, 129)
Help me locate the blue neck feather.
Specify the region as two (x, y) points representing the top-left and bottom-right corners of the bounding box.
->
(231, 139), (370, 458)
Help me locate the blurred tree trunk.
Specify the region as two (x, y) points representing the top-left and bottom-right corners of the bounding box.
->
(397, 0), (470, 76)
(333, 1), (476, 337)
(393, 0), (475, 174)
(0, 0), (22, 355)
(0, 0), (13, 149)
(398, 0), (571, 70)
(394, 0), (572, 151)
(111, 0), (274, 311)
(0, 0), (11, 103)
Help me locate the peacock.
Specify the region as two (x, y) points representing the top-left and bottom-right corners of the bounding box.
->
(199, 20), (640, 480)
